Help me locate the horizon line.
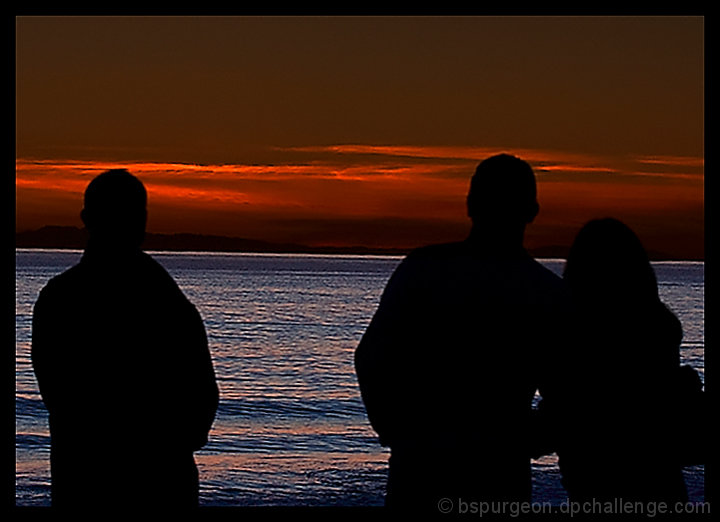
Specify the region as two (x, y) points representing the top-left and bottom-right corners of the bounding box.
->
(15, 225), (703, 262)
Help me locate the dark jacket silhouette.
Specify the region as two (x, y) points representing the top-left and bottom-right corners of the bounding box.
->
(355, 155), (567, 511)
(31, 170), (219, 509)
(539, 218), (704, 503)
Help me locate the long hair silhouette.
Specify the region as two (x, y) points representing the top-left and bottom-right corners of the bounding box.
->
(554, 217), (689, 503)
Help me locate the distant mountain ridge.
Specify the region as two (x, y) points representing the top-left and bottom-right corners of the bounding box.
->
(16, 225), (689, 260)
(15, 226), (409, 256)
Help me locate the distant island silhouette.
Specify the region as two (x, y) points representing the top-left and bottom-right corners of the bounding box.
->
(16, 226), (409, 257)
(15, 225), (693, 261)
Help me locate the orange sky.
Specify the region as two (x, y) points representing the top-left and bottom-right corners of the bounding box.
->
(15, 16), (704, 258)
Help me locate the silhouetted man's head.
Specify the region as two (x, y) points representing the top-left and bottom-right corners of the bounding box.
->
(467, 154), (539, 227)
(81, 169), (147, 249)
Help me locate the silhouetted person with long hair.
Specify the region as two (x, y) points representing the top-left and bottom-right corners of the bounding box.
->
(32, 170), (219, 510)
(355, 154), (567, 512)
(541, 218), (704, 503)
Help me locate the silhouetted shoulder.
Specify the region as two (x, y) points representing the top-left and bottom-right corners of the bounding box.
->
(382, 242), (469, 293)
(133, 251), (188, 294)
(36, 262), (86, 301)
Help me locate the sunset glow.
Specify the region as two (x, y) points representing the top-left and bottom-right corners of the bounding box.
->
(15, 16), (704, 258)
(16, 145), (703, 256)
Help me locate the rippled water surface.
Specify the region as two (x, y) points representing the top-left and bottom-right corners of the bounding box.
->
(15, 250), (704, 506)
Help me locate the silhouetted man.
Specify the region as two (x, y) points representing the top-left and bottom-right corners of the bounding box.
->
(32, 169), (219, 510)
(355, 154), (566, 512)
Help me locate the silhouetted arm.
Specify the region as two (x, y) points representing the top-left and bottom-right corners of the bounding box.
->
(178, 299), (219, 452)
(355, 257), (417, 447)
(530, 283), (571, 459)
(675, 364), (705, 465)
(30, 286), (62, 415)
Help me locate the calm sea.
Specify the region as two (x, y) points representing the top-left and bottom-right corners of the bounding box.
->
(15, 249), (705, 507)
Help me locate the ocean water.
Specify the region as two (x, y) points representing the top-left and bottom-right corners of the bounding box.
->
(15, 249), (705, 507)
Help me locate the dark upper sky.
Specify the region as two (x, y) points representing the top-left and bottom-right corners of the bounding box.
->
(15, 16), (705, 257)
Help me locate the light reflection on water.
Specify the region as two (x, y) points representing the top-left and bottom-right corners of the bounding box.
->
(15, 250), (704, 506)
